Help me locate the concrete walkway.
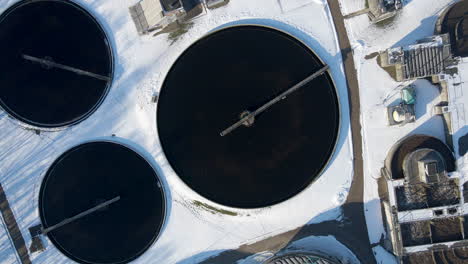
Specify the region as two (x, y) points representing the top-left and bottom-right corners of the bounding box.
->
(0, 183), (31, 264)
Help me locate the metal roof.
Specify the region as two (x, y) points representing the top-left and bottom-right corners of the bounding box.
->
(129, 0), (165, 34)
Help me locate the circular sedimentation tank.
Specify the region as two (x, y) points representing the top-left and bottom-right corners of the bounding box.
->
(39, 142), (165, 264)
(157, 25), (340, 208)
(0, 0), (113, 128)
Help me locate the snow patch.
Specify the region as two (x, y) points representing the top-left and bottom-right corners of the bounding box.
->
(372, 246), (398, 264)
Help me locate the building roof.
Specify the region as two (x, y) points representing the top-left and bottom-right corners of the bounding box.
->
(141, 0), (165, 25)
(129, 0), (165, 34)
(402, 35), (452, 80)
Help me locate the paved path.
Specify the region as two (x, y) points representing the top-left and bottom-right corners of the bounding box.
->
(0, 183), (31, 264)
(197, 1), (376, 263)
(325, 0), (366, 234)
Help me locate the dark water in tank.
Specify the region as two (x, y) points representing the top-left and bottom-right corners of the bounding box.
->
(0, 0), (112, 127)
(39, 142), (165, 264)
(157, 26), (340, 208)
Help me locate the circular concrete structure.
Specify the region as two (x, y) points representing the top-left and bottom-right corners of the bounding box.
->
(0, 0), (113, 128)
(402, 148), (446, 183)
(384, 134), (456, 180)
(440, 0), (468, 57)
(39, 142), (165, 264)
(157, 25), (339, 208)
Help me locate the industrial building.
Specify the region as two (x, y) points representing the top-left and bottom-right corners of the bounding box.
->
(367, 0), (403, 23)
(380, 134), (468, 263)
(129, 0), (205, 35)
(379, 34), (454, 82)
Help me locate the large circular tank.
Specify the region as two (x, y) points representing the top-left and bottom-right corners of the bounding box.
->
(0, 0), (113, 128)
(39, 141), (165, 264)
(157, 25), (340, 208)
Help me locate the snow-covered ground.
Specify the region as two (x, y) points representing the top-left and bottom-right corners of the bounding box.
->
(444, 57), (468, 208)
(338, 0), (460, 263)
(0, 0), (357, 263)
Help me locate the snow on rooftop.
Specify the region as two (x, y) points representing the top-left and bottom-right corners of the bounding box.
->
(403, 239), (466, 254)
(0, 0), (356, 263)
(447, 60), (468, 161)
(406, 36), (445, 50)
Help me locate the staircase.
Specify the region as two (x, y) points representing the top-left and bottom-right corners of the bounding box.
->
(403, 45), (449, 80)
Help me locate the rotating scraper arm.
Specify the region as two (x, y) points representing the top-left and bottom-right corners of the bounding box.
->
(220, 64), (329, 137)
